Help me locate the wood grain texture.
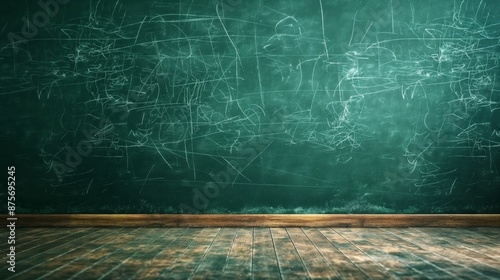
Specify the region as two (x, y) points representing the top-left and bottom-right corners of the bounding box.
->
(221, 228), (253, 279)
(251, 228), (281, 279)
(2, 214), (499, 227)
(385, 228), (500, 279)
(191, 228), (237, 279)
(1, 228), (499, 279)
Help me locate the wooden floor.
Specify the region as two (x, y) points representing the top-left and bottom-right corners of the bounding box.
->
(1, 227), (499, 279)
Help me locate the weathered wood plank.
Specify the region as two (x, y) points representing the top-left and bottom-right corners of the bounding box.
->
(8, 228), (125, 279)
(302, 228), (368, 279)
(68, 228), (161, 279)
(191, 228), (237, 280)
(442, 228), (500, 250)
(1, 227), (86, 266)
(382, 228), (491, 279)
(335, 228), (422, 279)
(14, 228), (54, 239)
(37, 228), (144, 279)
(2, 227), (499, 279)
(15, 229), (137, 279)
(286, 228), (340, 279)
(161, 228), (220, 279)
(5, 214), (500, 227)
(318, 228), (396, 279)
(464, 227), (500, 241)
(1, 227), (95, 275)
(451, 228), (500, 250)
(251, 228), (281, 279)
(19, 227), (90, 248)
(375, 229), (479, 279)
(388, 228), (500, 279)
(412, 228), (500, 273)
(350, 228), (447, 279)
(271, 227), (310, 279)
(126, 228), (189, 279)
(222, 228), (253, 280)
(99, 228), (174, 279)
(136, 228), (204, 278)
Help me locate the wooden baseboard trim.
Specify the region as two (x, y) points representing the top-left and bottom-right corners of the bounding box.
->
(2, 214), (499, 227)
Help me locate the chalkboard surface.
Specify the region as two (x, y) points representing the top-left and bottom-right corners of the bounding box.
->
(1, 0), (499, 214)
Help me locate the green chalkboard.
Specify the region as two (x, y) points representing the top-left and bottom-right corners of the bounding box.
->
(1, 0), (499, 214)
